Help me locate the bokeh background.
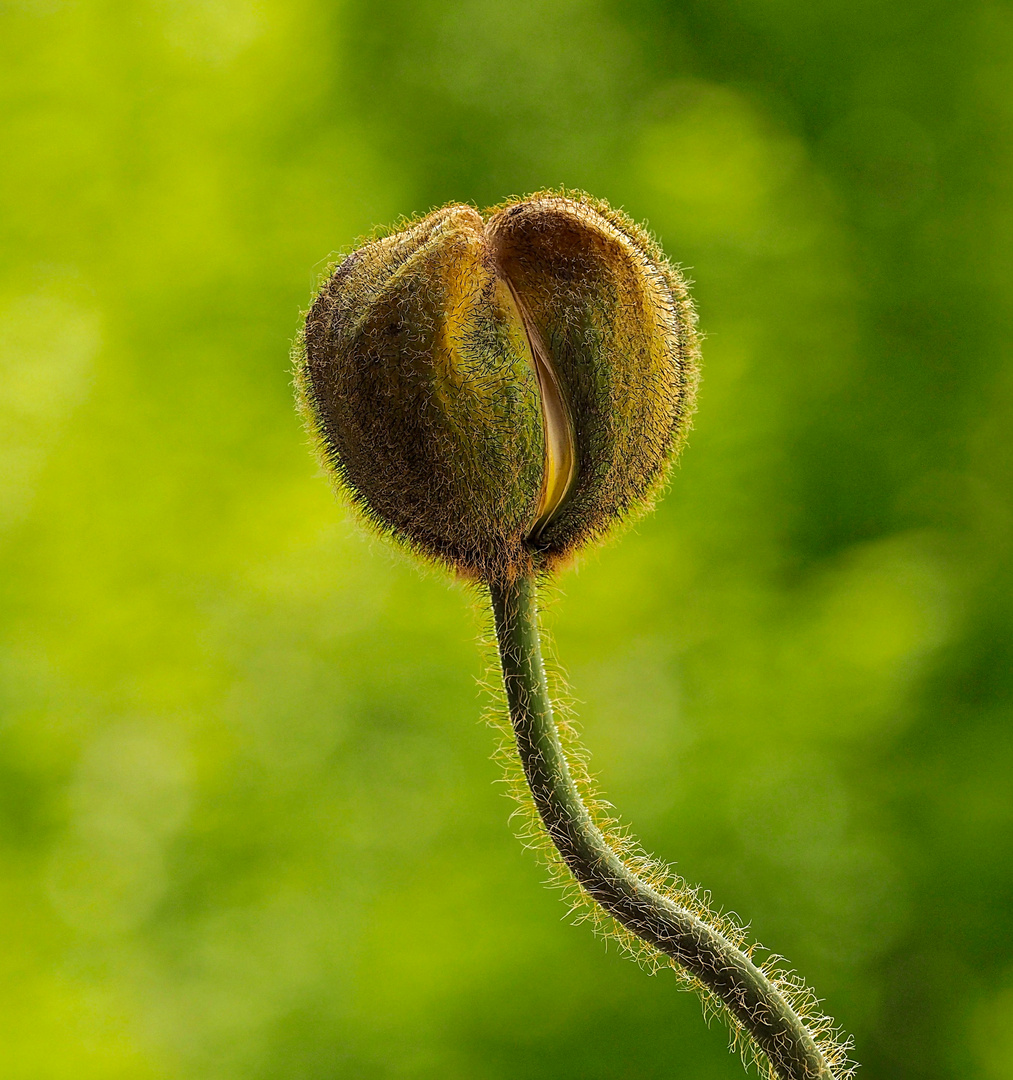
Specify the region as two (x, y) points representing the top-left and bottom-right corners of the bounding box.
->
(2, 1), (1013, 1077)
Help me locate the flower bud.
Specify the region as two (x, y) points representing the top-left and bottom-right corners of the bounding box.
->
(296, 191), (698, 581)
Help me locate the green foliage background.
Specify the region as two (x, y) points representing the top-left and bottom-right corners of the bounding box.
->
(2, 1), (1012, 1077)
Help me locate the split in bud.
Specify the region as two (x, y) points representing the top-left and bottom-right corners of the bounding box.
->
(295, 191), (699, 582)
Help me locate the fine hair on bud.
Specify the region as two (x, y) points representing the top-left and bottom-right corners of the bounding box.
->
(294, 190), (699, 583)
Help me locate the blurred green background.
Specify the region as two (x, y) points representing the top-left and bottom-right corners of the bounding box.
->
(2, 1), (1012, 1077)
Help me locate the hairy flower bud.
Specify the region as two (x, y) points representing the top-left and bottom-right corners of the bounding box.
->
(295, 191), (699, 581)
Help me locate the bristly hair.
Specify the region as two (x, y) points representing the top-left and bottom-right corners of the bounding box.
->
(292, 188), (700, 584)
(473, 575), (857, 1080)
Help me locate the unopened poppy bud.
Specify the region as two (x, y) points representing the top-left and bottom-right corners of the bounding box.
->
(295, 191), (699, 581)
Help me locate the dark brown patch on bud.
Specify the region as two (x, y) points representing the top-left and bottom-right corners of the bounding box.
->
(486, 194), (699, 571)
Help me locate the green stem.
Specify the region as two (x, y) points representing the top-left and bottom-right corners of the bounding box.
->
(489, 573), (835, 1080)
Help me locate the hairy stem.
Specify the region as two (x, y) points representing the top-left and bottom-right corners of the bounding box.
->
(489, 573), (836, 1080)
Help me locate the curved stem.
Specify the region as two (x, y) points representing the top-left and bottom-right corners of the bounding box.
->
(489, 573), (836, 1080)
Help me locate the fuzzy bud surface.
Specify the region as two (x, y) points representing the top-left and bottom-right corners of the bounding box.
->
(296, 191), (699, 580)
